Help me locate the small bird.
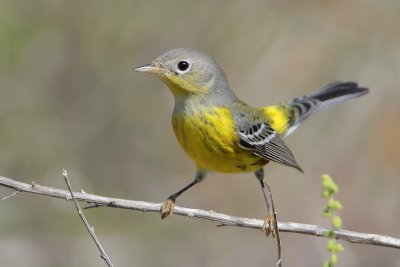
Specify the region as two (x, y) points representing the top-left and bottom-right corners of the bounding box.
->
(134, 48), (369, 236)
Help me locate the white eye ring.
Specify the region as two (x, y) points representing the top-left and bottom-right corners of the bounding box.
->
(176, 60), (190, 73)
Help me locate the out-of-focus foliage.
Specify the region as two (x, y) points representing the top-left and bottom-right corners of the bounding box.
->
(0, 1), (399, 266)
(321, 174), (344, 267)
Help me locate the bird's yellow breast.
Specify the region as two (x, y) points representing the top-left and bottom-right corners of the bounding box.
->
(172, 106), (266, 173)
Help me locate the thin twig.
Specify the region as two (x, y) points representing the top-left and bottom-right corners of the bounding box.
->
(263, 179), (282, 267)
(0, 175), (399, 249)
(256, 167), (282, 267)
(84, 203), (104, 210)
(62, 170), (114, 267)
(2, 190), (19, 200)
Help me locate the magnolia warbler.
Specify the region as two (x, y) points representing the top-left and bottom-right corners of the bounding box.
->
(134, 48), (369, 237)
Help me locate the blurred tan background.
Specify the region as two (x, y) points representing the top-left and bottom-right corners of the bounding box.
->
(1, 1), (399, 266)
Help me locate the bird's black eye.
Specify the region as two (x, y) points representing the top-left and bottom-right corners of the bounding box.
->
(177, 61), (189, 71)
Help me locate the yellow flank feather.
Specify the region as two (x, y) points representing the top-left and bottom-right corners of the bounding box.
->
(172, 106), (266, 173)
(262, 105), (290, 136)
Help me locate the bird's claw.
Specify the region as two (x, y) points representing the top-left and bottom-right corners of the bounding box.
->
(161, 198), (175, 219)
(262, 213), (276, 238)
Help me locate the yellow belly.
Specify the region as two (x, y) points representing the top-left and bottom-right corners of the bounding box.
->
(172, 107), (267, 173)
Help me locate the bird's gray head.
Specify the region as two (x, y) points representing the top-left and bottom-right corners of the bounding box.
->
(135, 48), (229, 97)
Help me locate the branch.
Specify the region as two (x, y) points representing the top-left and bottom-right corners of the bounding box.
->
(62, 170), (114, 267)
(0, 175), (399, 249)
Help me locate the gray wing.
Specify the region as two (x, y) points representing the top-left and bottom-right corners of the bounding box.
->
(238, 122), (303, 172)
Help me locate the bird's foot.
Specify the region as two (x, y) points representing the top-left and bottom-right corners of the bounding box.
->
(161, 198), (175, 219)
(262, 213), (276, 238)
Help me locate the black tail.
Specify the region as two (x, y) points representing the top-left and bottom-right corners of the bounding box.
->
(306, 81), (369, 109)
(285, 81), (369, 136)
